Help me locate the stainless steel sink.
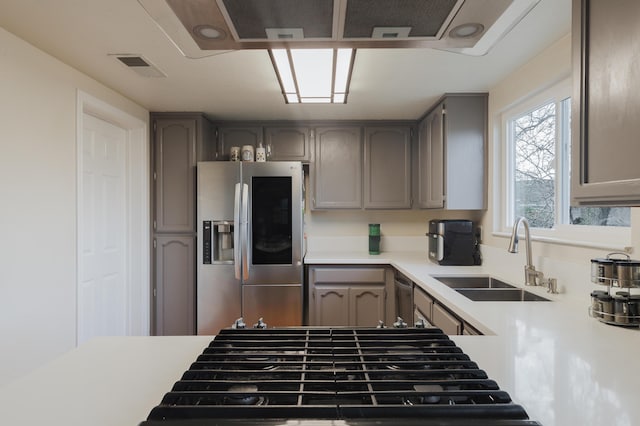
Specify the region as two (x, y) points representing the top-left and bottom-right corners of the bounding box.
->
(432, 275), (551, 302)
(433, 276), (516, 289)
(456, 288), (551, 302)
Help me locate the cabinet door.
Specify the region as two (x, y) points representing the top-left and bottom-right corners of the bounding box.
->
(265, 127), (312, 162)
(462, 322), (482, 335)
(571, 0), (640, 205)
(313, 287), (349, 326)
(155, 235), (195, 335)
(313, 127), (362, 209)
(349, 286), (386, 326)
(418, 106), (444, 208)
(154, 118), (197, 232)
(443, 95), (486, 210)
(413, 286), (434, 322)
(218, 127), (263, 161)
(364, 127), (412, 209)
(432, 303), (462, 335)
(394, 276), (414, 324)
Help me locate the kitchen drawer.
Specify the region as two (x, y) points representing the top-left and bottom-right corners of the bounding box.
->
(413, 287), (433, 322)
(432, 303), (462, 335)
(463, 321), (482, 335)
(312, 267), (386, 284)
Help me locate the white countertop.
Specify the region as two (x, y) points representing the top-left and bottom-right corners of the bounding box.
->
(1, 249), (637, 426)
(0, 336), (213, 426)
(305, 249), (640, 426)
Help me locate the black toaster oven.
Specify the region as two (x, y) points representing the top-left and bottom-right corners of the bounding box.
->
(428, 219), (480, 266)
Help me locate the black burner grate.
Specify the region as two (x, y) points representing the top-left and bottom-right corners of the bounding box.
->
(143, 328), (539, 425)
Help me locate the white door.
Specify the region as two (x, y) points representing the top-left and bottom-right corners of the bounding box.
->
(78, 113), (128, 344)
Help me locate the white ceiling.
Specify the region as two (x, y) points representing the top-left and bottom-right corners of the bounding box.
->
(0, 0), (571, 121)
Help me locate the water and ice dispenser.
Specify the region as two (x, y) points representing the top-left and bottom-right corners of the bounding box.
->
(203, 221), (234, 264)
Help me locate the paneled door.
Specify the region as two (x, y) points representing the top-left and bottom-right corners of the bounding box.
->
(77, 113), (128, 344)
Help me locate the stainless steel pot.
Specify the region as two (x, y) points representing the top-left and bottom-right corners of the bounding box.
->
(590, 258), (615, 284)
(614, 294), (631, 324)
(616, 260), (640, 287)
(629, 295), (640, 324)
(590, 290), (608, 318)
(598, 293), (614, 322)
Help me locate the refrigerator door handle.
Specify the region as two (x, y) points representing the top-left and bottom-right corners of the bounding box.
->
(233, 183), (241, 280)
(241, 183), (250, 281)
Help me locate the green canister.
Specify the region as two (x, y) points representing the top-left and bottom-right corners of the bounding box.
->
(369, 223), (380, 255)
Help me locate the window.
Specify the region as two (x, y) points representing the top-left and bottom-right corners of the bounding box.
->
(501, 79), (630, 245)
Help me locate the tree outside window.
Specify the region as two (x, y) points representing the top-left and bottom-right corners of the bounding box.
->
(513, 102), (556, 228)
(509, 98), (629, 229)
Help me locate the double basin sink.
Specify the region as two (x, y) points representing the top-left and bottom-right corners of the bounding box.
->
(433, 276), (551, 302)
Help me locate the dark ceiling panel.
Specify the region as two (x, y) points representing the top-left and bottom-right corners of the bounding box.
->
(222, 0), (334, 39)
(344, 0), (458, 38)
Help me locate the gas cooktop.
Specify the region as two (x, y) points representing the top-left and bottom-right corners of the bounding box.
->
(141, 327), (540, 426)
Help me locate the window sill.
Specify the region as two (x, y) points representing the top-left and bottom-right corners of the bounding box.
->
(492, 231), (633, 254)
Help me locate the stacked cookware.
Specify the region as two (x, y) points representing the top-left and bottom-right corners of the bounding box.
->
(590, 253), (640, 326)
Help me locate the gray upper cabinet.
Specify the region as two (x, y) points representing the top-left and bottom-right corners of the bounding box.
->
(418, 107), (444, 208)
(217, 127), (263, 161)
(153, 114), (213, 233)
(417, 94), (487, 210)
(364, 126), (412, 209)
(571, 0), (640, 205)
(313, 126), (363, 209)
(264, 126), (313, 162)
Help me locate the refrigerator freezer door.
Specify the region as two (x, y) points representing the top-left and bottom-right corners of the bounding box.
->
(242, 284), (302, 327)
(197, 263), (241, 334)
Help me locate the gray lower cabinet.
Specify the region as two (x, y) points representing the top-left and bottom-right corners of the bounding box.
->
(364, 126), (412, 209)
(313, 286), (350, 326)
(413, 285), (434, 324)
(431, 303), (462, 335)
(462, 321), (481, 335)
(154, 235), (195, 336)
(313, 127), (363, 209)
(349, 286), (386, 326)
(151, 112), (214, 336)
(413, 284), (476, 335)
(571, 0), (640, 205)
(417, 94), (487, 210)
(265, 126), (312, 162)
(308, 266), (390, 326)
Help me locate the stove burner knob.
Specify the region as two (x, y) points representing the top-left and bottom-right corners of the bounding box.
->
(376, 320), (387, 328)
(253, 317), (267, 329)
(393, 317), (408, 328)
(414, 318), (427, 328)
(232, 317), (246, 329)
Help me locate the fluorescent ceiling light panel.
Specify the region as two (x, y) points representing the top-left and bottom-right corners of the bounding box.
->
(291, 49), (333, 99)
(271, 49), (296, 92)
(270, 48), (355, 104)
(334, 49), (353, 93)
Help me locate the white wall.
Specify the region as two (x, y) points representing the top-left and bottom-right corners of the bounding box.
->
(0, 27), (148, 385)
(482, 33), (640, 265)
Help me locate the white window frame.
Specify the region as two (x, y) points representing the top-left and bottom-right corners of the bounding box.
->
(497, 78), (631, 250)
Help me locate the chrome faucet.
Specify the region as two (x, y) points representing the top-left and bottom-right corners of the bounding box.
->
(508, 217), (545, 287)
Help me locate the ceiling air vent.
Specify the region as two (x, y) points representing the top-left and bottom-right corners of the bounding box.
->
(113, 54), (167, 78)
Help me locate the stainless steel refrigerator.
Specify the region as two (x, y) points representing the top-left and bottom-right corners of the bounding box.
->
(197, 161), (303, 334)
